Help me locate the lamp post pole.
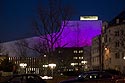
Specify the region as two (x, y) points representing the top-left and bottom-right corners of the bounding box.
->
(49, 63), (56, 77)
(19, 63), (27, 74)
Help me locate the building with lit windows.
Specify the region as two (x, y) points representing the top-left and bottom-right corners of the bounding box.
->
(91, 35), (101, 70)
(91, 11), (125, 72)
(0, 55), (8, 65)
(55, 47), (91, 74)
(8, 57), (41, 74)
(0, 19), (102, 75)
(103, 11), (125, 72)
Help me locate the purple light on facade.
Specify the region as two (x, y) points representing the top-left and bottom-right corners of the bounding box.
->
(58, 20), (102, 47)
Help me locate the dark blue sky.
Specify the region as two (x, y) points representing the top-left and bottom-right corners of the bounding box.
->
(0, 0), (125, 42)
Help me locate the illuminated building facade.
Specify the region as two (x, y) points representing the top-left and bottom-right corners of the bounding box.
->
(80, 16), (98, 20)
(0, 20), (102, 74)
(57, 21), (102, 47)
(8, 57), (41, 74)
(103, 11), (125, 72)
(55, 47), (85, 73)
(91, 35), (101, 70)
(91, 11), (125, 72)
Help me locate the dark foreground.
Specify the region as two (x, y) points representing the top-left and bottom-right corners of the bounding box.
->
(1, 76), (125, 83)
(45, 77), (125, 83)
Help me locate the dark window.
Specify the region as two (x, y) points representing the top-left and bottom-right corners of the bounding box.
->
(121, 30), (124, 35)
(109, 30), (110, 33)
(115, 31), (119, 36)
(105, 35), (107, 42)
(109, 37), (111, 42)
(115, 53), (120, 59)
(122, 52), (124, 59)
(115, 41), (120, 47)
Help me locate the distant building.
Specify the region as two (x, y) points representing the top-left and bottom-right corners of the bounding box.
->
(55, 47), (91, 74)
(0, 20), (102, 75)
(9, 57), (41, 74)
(91, 35), (101, 70)
(0, 55), (8, 65)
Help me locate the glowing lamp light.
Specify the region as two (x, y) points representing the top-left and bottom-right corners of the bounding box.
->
(105, 47), (108, 50)
(81, 61), (87, 64)
(49, 63), (56, 69)
(71, 63), (75, 66)
(43, 65), (48, 67)
(19, 63), (27, 68)
(48, 63), (56, 77)
(123, 56), (125, 60)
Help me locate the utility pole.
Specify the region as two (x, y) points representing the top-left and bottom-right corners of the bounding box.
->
(99, 35), (102, 71)
(99, 35), (104, 71)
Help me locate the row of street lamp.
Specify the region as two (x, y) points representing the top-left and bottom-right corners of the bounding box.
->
(19, 63), (56, 77)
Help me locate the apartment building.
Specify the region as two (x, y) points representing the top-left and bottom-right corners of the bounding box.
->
(91, 35), (101, 70)
(55, 47), (91, 75)
(103, 11), (125, 72)
(91, 11), (125, 72)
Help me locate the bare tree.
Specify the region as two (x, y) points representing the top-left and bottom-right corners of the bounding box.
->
(32, 0), (73, 63)
(0, 41), (8, 55)
(14, 39), (30, 63)
(0, 43), (4, 55)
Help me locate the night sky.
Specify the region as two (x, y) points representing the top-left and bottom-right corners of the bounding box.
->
(0, 0), (125, 42)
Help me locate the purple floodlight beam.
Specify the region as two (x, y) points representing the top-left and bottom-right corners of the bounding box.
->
(56, 20), (102, 47)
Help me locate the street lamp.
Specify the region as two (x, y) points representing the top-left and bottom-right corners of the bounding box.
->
(123, 56), (125, 60)
(49, 63), (56, 77)
(81, 61), (88, 71)
(19, 63), (27, 74)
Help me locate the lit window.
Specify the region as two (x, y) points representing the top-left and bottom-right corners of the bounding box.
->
(71, 63), (78, 66)
(74, 50), (77, 53)
(69, 69), (73, 71)
(73, 57), (78, 59)
(9, 57), (11, 60)
(75, 68), (78, 71)
(79, 57), (84, 59)
(74, 63), (78, 65)
(79, 63), (81, 65)
(71, 63), (75, 66)
(58, 51), (61, 53)
(79, 50), (83, 53)
(81, 61), (87, 64)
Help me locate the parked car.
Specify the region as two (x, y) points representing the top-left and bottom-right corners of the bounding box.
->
(0, 74), (47, 83)
(59, 70), (123, 83)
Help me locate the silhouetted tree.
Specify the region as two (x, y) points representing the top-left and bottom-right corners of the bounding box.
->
(32, 0), (73, 63)
(0, 57), (14, 72)
(14, 39), (29, 63)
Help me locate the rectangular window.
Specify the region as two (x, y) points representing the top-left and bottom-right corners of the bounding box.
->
(122, 52), (124, 59)
(115, 41), (119, 47)
(109, 37), (111, 42)
(115, 53), (120, 59)
(115, 31), (119, 36)
(105, 35), (107, 43)
(121, 30), (124, 35)
(74, 50), (77, 53)
(73, 57), (78, 59)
